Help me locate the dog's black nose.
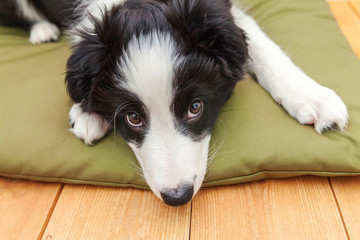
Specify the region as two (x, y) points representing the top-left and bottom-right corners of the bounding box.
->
(160, 183), (194, 206)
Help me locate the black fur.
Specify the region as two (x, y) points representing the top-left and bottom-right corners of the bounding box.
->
(0, 0), (29, 28)
(65, 0), (248, 144)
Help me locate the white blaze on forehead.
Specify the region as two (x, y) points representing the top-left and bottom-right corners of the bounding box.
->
(120, 32), (178, 125)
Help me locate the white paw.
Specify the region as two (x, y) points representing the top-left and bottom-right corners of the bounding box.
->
(280, 80), (348, 133)
(69, 103), (109, 145)
(29, 21), (60, 44)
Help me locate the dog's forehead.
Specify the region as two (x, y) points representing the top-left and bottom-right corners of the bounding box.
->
(118, 31), (181, 133)
(119, 31), (177, 107)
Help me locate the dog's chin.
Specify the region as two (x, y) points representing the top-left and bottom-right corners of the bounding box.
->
(128, 135), (211, 206)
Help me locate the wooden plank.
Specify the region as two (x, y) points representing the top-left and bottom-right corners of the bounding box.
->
(42, 185), (191, 240)
(330, 176), (360, 240)
(0, 177), (62, 240)
(190, 176), (348, 240)
(329, 1), (360, 57)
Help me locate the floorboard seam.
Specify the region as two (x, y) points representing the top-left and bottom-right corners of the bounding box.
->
(189, 200), (193, 240)
(37, 183), (65, 240)
(328, 178), (351, 240)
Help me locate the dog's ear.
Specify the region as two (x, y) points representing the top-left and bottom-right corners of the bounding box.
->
(65, 10), (124, 107)
(65, 34), (105, 104)
(168, 0), (248, 82)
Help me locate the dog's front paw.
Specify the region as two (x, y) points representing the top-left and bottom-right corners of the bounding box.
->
(69, 103), (109, 145)
(29, 21), (60, 44)
(283, 84), (348, 133)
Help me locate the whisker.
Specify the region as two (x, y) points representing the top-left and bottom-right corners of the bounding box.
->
(207, 119), (226, 168)
(105, 103), (131, 143)
(204, 119), (228, 182)
(128, 161), (146, 184)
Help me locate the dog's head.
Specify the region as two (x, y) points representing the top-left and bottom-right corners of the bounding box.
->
(66, 0), (248, 206)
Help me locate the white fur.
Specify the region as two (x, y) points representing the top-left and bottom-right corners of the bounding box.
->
(129, 134), (211, 200)
(29, 21), (60, 44)
(15, 0), (60, 44)
(15, 0), (45, 23)
(119, 32), (177, 107)
(69, 103), (109, 145)
(231, 6), (348, 132)
(119, 32), (210, 198)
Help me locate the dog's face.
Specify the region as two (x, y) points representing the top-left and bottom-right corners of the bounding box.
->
(66, 0), (248, 206)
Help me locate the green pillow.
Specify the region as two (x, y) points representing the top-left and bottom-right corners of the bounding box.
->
(0, 0), (359, 189)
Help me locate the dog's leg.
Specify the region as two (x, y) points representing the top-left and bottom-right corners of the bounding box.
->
(69, 103), (109, 145)
(231, 6), (348, 133)
(15, 0), (60, 44)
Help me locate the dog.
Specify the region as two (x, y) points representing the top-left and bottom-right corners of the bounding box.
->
(0, 0), (349, 206)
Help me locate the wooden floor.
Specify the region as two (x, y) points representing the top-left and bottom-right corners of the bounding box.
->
(1, 1), (360, 239)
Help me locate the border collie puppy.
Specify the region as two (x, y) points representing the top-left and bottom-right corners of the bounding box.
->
(0, 0), (348, 206)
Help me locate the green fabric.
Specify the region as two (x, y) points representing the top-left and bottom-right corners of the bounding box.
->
(0, 0), (359, 189)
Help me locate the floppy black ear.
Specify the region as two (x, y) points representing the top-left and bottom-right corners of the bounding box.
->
(169, 0), (248, 82)
(65, 32), (105, 104)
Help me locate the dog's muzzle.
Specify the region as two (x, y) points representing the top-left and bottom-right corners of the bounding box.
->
(160, 183), (194, 206)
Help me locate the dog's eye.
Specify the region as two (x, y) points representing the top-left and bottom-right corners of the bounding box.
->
(125, 112), (143, 128)
(188, 100), (203, 119)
